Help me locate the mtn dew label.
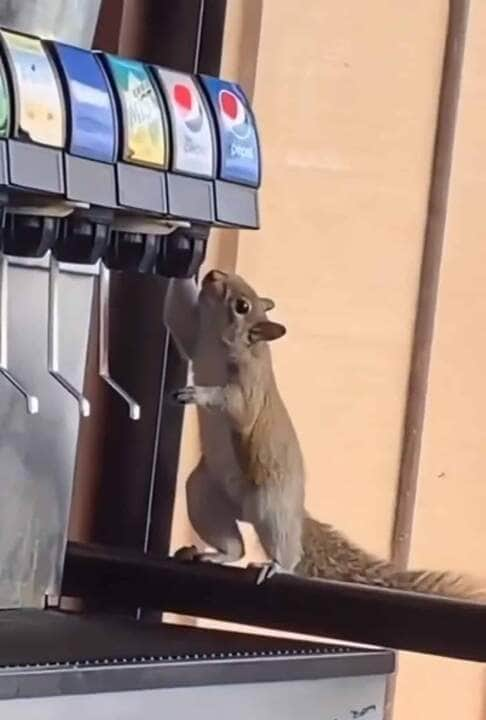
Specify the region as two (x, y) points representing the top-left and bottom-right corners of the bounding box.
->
(104, 54), (168, 168)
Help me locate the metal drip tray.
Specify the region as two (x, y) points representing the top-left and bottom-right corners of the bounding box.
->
(0, 609), (394, 718)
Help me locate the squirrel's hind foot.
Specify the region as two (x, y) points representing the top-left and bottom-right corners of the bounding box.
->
(173, 545), (200, 562)
(248, 560), (285, 585)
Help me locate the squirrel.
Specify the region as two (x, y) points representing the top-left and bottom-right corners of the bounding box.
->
(165, 269), (485, 601)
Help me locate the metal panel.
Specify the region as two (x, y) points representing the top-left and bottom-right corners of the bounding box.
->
(0, 609), (394, 678)
(0, 0), (101, 610)
(0, 0), (102, 49)
(0, 676), (388, 720)
(0, 611), (391, 716)
(0, 268), (94, 607)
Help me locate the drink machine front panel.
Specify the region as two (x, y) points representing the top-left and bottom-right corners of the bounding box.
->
(100, 53), (168, 215)
(199, 75), (260, 229)
(0, 26), (264, 613)
(50, 42), (118, 212)
(154, 66), (216, 222)
(0, 32), (94, 612)
(0, 29), (65, 195)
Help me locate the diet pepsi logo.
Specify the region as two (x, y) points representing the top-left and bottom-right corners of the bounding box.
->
(173, 83), (203, 133)
(219, 89), (251, 140)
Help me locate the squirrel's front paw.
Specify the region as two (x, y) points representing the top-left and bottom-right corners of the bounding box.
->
(171, 386), (197, 405)
(171, 385), (225, 409)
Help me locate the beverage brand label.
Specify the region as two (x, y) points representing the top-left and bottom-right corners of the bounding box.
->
(199, 76), (260, 186)
(54, 43), (117, 163)
(104, 55), (168, 168)
(1, 31), (64, 147)
(155, 67), (215, 178)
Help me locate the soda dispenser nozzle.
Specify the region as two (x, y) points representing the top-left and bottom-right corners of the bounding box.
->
(157, 226), (207, 279)
(48, 255), (90, 417)
(98, 263), (140, 421)
(56, 209), (112, 266)
(104, 231), (158, 274)
(4, 213), (60, 258)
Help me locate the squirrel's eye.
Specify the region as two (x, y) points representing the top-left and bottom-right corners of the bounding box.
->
(234, 298), (251, 315)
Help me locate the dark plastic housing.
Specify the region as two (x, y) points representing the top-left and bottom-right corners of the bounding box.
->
(3, 214), (60, 258)
(157, 227), (208, 279)
(104, 231), (159, 274)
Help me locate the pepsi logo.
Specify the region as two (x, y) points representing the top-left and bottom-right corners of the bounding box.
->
(219, 89), (251, 140)
(173, 83), (203, 133)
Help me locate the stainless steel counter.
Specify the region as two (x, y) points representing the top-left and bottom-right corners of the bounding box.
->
(0, 609), (394, 719)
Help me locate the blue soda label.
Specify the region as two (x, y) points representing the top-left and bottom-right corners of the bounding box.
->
(53, 43), (117, 163)
(199, 76), (260, 187)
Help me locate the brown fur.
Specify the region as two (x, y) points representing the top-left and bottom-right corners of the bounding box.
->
(169, 270), (485, 602)
(298, 516), (486, 601)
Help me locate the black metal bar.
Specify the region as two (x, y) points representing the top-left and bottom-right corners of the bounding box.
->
(197, 0), (227, 76)
(193, 0), (206, 73)
(145, 0), (226, 74)
(63, 542), (486, 663)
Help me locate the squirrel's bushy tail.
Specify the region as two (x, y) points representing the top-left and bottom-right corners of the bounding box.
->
(296, 515), (486, 602)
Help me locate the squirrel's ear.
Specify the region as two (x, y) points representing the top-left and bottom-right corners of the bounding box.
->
(260, 297), (275, 312)
(249, 321), (286, 343)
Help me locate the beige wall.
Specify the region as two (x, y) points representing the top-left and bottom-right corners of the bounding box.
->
(402, 0), (486, 717)
(170, 1), (486, 718)
(237, 0), (446, 557)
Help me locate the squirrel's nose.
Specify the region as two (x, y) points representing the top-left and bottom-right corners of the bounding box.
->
(203, 269), (227, 286)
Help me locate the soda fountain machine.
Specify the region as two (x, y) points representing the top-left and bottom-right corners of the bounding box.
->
(0, 2), (398, 717)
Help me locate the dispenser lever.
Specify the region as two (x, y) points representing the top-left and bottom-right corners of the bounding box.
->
(48, 255), (90, 417)
(0, 254), (39, 414)
(98, 264), (141, 421)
